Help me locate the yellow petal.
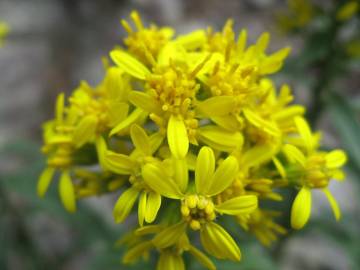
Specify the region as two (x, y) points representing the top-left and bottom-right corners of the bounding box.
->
(113, 186), (139, 223)
(123, 241), (153, 264)
(58, 171), (76, 213)
(95, 136), (107, 170)
(255, 32), (270, 54)
(207, 156), (239, 196)
(200, 222), (241, 261)
(336, 1), (359, 21)
(37, 167), (55, 197)
(294, 116), (313, 152)
(157, 251), (185, 270)
(325, 150), (347, 169)
(198, 125), (243, 152)
(175, 30), (206, 50)
(142, 163), (183, 199)
(167, 114), (189, 159)
(55, 93), (65, 124)
(243, 108), (280, 137)
(215, 195), (258, 215)
(72, 115), (98, 148)
(130, 124), (151, 155)
(272, 157), (287, 178)
(149, 132), (165, 154)
(138, 192), (147, 226)
(323, 188), (341, 221)
(236, 29), (247, 55)
(240, 144), (276, 169)
(282, 144), (306, 167)
(104, 150), (136, 174)
(110, 50), (150, 80)
(195, 146), (215, 195)
(291, 187), (312, 230)
(129, 91), (162, 114)
(104, 67), (127, 101)
(211, 115), (241, 131)
(188, 245), (216, 270)
(152, 222), (187, 249)
(197, 96), (236, 117)
(136, 224), (164, 236)
(172, 158), (188, 193)
(110, 108), (147, 136)
(145, 192), (162, 223)
(108, 101), (129, 126)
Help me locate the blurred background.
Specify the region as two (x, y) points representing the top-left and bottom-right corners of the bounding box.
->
(0, 0), (359, 269)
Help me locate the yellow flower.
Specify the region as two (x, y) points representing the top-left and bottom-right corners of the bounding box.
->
(121, 11), (174, 66)
(103, 124), (164, 225)
(37, 93), (77, 212)
(276, 0), (314, 32)
(0, 22), (9, 46)
(123, 228), (216, 270)
(283, 117), (347, 229)
(238, 209), (287, 246)
(110, 49), (211, 158)
(142, 146), (258, 261)
(336, 1), (359, 21)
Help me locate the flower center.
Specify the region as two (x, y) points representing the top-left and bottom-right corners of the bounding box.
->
(181, 195), (216, 230)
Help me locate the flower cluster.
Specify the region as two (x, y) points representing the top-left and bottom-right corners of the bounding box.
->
(38, 11), (347, 269)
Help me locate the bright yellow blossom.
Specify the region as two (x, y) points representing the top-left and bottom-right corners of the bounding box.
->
(37, 11), (347, 269)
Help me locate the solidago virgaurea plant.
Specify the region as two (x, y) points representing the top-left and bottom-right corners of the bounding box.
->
(37, 11), (347, 269)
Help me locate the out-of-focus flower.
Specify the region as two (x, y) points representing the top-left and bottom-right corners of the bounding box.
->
(336, 1), (359, 21)
(0, 22), (9, 46)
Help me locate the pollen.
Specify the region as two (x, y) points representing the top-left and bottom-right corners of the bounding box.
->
(181, 195), (216, 230)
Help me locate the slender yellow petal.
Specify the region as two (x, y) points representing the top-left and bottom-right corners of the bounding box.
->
(172, 158), (188, 193)
(105, 150), (136, 174)
(167, 114), (189, 159)
(123, 241), (153, 264)
(157, 251), (185, 270)
(282, 144), (306, 167)
(72, 115), (98, 148)
(291, 187), (312, 230)
(110, 108), (147, 136)
(136, 224), (164, 236)
(198, 126), (243, 152)
(215, 195), (258, 215)
(95, 136), (107, 170)
(142, 163), (183, 199)
(325, 150), (347, 169)
(37, 167), (55, 197)
(138, 192), (147, 226)
(55, 93), (65, 124)
(104, 67), (127, 101)
(255, 32), (269, 54)
(243, 108), (280, 137)
(200, 222), (241, 261)
(294, 116), (313, 152)
(195, 146), (215, 195)
(175, 30), (206, 50)
(211, 115), (241, 131)
(207, 156), (239, 196)
(129, 91), (162, 114)
(152, 222), (187, 249)
(110, 50), (150, 80)
(108, 101), (129, 126)
(130, 124), (151, 155)
(113, 186), (139, 223)
(145, 192), (162, 223)
(272, 157), (286, 179)
(240, 144), (276, 169)
(323, 188), (341, 221)
(197, 96), (236, 117)
(188, 245), (216, 270)
(58, 171), (76, 213)
(149, 132), (165, 154)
